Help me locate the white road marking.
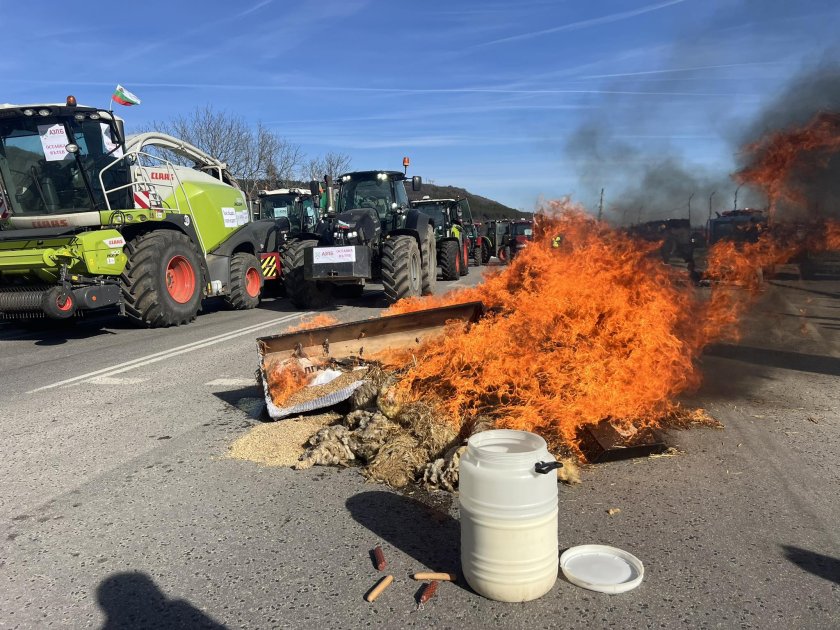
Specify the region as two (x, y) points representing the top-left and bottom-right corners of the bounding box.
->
(87, 376), (148, 385)
(28, 313), (303, 394)
(205, 378), (256, 387)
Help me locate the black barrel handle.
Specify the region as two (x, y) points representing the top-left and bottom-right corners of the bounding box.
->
(535, 460), (563, 474)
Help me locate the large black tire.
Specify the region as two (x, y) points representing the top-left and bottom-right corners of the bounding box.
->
(481, 240), (492, 264)
(471, 241), (483, 267)
(439, 239), (460, 281)
(225, 252), (262, 310)
(382, 235), (422, 303)
(121, 230), (203, 327)
(421, 225), (437, 295)
(281, 239), (333, 309)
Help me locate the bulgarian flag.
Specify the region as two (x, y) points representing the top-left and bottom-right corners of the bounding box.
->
(112, 84), (141, 106)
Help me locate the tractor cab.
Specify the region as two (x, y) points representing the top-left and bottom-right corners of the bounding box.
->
(0, 100), (130, 229)
(334, 170), (422, 238)
(410, 197), (461, 239)
(256, 188), (317, 234)
(707, 209), (767, 246)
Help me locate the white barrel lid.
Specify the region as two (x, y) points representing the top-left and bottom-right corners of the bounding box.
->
(560, 544), (644, 594)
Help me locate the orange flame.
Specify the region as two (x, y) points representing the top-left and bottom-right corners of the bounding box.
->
(737, 112), (840, 218)
(264, 358), (311, 406)
(380, 202), (754, 458)
(285, 313), (339, 333)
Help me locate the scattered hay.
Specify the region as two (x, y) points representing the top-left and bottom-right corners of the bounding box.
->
(422, 445), (466, 492)
(227, 412), (339, 467)
(556, 456), (581, 485)
(396, 401), (458, 458)
(364, 433), (428, 489)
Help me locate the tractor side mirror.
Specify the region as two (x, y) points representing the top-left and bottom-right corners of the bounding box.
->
(309, 180), (320, 197)
(114, 119), (125, 145)
(412, 176), (422, 191)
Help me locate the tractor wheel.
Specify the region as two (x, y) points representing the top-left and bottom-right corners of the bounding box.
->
(472, 241), (483, 267)
(481, 240), (492, 264)
(281, 239), (333, 309)
(226, 252), (262, 310)
(421, 225), (437, 295)
(460, 239), (470, 275)
(121, 230), (203, 327)
(382, 235), (422, 303)
(439, 239), (460, 281)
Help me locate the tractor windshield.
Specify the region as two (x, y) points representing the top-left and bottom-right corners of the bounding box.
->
(709, 220), (763, 245)
(511, 223), (533, 237)
(0, 113), (128, 215)
(259, 193), (297, 220)
(414, 202), (448, 228)
(337, 175), (395, 218)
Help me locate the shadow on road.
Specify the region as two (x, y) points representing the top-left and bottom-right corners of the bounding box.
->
(704, 343), (840, 377)
(346, 490), (461, 578)
(768, 280), (840, 300)
(97, 571), (228, 629)
(781, 545), (840, 585)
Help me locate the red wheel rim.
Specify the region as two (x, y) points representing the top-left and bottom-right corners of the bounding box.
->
(165, 255), (196, 304)
(463, 242), (469, 266)
(245, 266), (261, 297)
(455, 248), (461, 272)
(499, 248), (507, 262)
(56, 294), (73, 312)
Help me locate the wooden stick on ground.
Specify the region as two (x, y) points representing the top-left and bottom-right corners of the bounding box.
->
(412, 572), (456, 582)
(365, 575), (394, 602)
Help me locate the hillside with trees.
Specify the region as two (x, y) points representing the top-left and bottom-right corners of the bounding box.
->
(408, 183), (529, 221)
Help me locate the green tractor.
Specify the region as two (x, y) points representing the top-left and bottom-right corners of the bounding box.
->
(409, 196), (477, 281)
(0, 98), (276, 326)
(281, 169), (435, 307)
(253, 187), (319, 290)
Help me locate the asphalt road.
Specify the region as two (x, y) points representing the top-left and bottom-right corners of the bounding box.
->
(1, 268), (839, 629)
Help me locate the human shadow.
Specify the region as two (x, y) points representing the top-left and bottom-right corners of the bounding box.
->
(781, 545), (840, 585)
(97, 571), (228, 629)
(346, 490), (460, 577)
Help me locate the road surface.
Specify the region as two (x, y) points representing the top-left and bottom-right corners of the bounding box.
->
(0, 269), (838, 629)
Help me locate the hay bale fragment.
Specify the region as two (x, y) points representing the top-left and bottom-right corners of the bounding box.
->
(556, 456), (581, 485)
(364, 434), (428, 488)
(376, 385), (403, 419)
(344, 409), (374, 429)
(397, 402), (458, 458)
(422, 444), (466, 492)
(350, 415), (402, 462)
(295, 425), (356, 470)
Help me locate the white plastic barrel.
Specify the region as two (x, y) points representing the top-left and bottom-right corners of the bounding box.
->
(459, 429), (559, 602)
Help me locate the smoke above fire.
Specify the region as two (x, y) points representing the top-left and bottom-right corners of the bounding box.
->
(564, 34), (840, 224)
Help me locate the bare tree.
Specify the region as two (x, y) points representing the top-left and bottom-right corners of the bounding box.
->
(139, 106), (303, 198)
(302, 151), (353, 182)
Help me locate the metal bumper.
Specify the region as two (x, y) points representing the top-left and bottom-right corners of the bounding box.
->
(304, 245), (371, 282)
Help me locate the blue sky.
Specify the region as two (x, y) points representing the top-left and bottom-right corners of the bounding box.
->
(2, 0), (838, 213)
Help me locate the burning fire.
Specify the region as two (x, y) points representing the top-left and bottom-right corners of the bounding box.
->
(380, 203), (753, 458)
(737, 112), (840, 219)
